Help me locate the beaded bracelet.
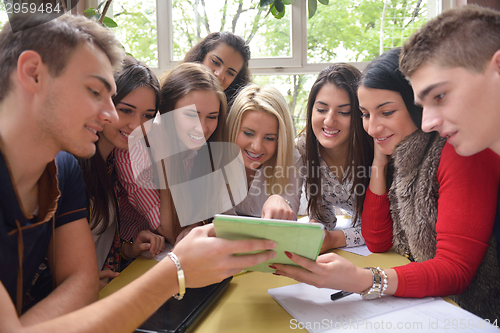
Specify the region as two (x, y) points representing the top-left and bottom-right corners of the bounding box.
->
(377, 267), (389, 294)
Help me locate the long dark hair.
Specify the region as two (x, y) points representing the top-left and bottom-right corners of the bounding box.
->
(359, 47), (422, 128)
(303, 63), (373, 226)
(183, 31), (251, 105)
(79, 56), (160, 234)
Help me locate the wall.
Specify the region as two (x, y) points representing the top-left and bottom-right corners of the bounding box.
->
(461, 0), (500, 10)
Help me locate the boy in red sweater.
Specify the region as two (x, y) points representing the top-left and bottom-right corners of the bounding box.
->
(400, 2), (500, 290)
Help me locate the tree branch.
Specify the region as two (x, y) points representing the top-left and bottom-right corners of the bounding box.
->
(194, 0), (201, 39)
(231, 0), (244, 33)
(200, 0), (211, 34)
(245, 6), (266, 44)
(219, 0), (228, 31)
(181, 2), (194, 47)
(405, 0), (422, 28)
(99, 0), (113, 24)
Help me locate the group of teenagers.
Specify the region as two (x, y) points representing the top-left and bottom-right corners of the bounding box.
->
(1, 4), (500, 332)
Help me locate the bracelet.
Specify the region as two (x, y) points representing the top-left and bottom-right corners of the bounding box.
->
(378, 267), (388, 294)
(119, 240), (133, 261)
(167, 252), (185, 300)
(360, 267), (382, 300)
(283, 198), (293, 210)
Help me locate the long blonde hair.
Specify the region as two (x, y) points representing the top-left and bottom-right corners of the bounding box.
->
(227, 84), (295, 194)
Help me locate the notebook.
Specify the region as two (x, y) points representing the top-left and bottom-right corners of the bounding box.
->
(135, 277), (232, 333)
(213, 214), (325, 272)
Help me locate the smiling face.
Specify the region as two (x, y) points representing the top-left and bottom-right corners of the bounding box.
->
(236, 110), (278, 171)
(411, 61), (500, 156)
(311, 83), (351, 154)
(202, 42), (244, 91)
(38, 43), (118, 158)
(173, 90), (220, 151)
(358, 86), (418, 155)
(98, 86), (157, 158)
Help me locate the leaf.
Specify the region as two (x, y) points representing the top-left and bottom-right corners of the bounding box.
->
(271, 4), (286, 19)
(102, 16), (118, 28)
(318, 0), (329, 5)
(274, 0), (285, 13)
(308, 0), (317, 19)
(283, 0), (295, 4)
(84, 8), (98, 19)
(97, 1), (107, 10)
(260, 0), (274, 7)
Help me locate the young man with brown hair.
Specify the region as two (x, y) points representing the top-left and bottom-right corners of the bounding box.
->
(400, 4), (500, 321)
(400, 5), (500, 157)
(0, 14), (276, 332)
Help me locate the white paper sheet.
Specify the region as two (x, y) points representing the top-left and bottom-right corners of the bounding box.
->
(140, 243), (173, 261)
(337, 245), (372, 257)
(268, 283), (497, 333)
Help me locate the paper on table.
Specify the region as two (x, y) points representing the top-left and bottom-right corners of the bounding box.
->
(268, 283), (433, 333)
(339, 298), (499, 333)
(140, 243), (173, 262)
(269, 283), (497, 333)
(337, 245), (372, 257)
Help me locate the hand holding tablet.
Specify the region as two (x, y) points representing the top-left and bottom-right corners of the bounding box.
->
(213, 214), (325, 272)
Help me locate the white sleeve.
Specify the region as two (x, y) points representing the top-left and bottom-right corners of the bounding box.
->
(342, 225), (366, 247)
(281, 149), (304, 220)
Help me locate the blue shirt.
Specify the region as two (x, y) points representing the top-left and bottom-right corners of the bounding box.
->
(0, 150), (88, 309)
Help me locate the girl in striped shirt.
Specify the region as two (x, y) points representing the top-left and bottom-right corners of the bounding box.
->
(78, 56), (166, 289)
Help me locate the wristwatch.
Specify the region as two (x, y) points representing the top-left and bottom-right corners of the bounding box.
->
(360, 267), (382, 300)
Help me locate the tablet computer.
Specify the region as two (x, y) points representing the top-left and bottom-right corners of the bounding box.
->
(213, 214), (325, 272)
(135, 277), (232, 333)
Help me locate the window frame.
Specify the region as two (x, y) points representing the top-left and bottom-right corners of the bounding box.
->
(108, 0), (452, 76)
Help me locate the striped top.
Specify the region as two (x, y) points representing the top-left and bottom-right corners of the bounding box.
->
(114, 145), (159, 241)
(114, 143), (197, 241)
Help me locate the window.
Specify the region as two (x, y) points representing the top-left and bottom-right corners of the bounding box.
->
(112, 0), (158, 67)
(110, 0), (441, 76)
(108, 0), (445, 130)
(307, 0), (428, 63)
(0, 3), (8, 28)
(170, 0), (292, 61)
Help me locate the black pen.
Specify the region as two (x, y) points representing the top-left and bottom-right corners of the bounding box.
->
(330, 290), (354, 301)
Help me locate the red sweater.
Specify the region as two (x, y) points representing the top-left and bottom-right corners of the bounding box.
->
(362, 144), (500, 297)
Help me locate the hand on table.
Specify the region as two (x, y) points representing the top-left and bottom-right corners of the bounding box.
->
(320, 230), (347, 253)
(126, 230), (166, 259)
(98, 269), (120, 290)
